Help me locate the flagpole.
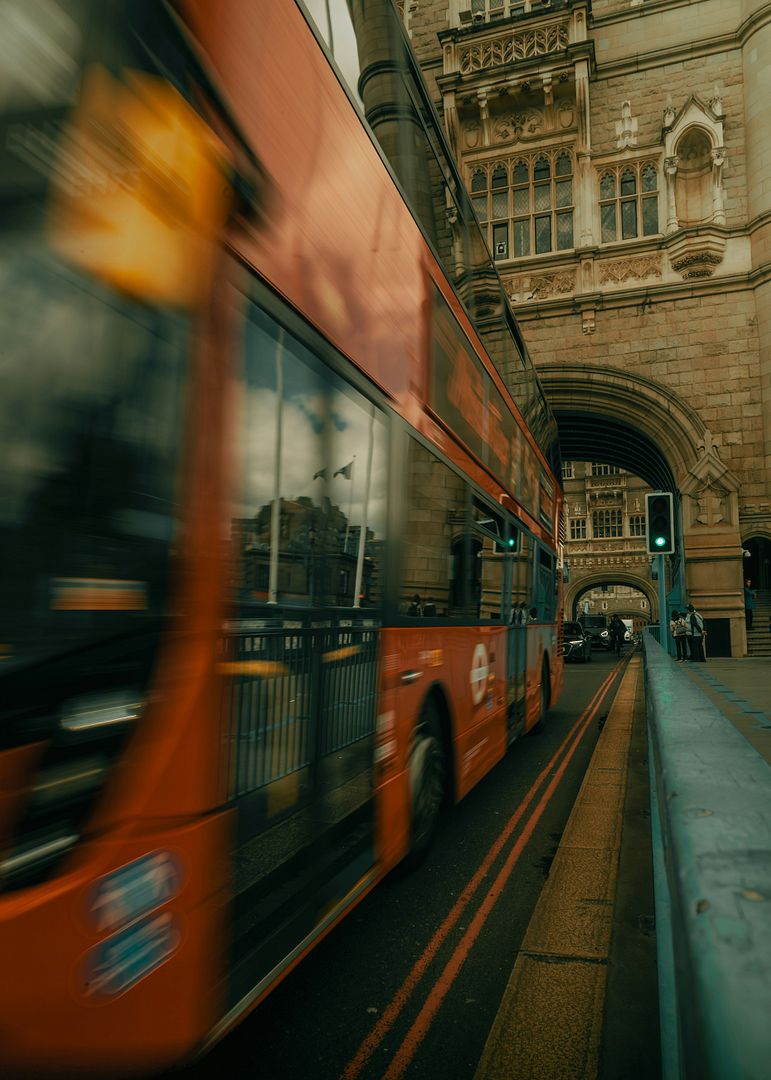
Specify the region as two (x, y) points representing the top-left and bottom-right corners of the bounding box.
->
(268, 329), (284, 605)
(353, 413), (374, 608)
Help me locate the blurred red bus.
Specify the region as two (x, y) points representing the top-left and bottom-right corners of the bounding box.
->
(0, 1), (563, 1073)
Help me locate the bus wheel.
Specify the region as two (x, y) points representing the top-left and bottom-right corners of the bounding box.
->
(406, 699), (446, 866)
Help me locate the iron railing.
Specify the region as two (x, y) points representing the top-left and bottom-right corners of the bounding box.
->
(223, 621), (379, 800)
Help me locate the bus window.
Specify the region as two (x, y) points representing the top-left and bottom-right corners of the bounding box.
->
(536, 547), (555, 622)
(402, 438), (467, 619)
(234, 302), (387, 612)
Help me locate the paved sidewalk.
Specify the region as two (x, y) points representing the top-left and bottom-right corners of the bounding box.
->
(679, 657), (771, 764)
(475, 657), (651, 1080)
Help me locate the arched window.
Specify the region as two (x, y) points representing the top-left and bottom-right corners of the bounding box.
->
(469, 149), (574, 262)
(471, 169), (488, 227)
(599, 162), (659, 243)
(592, 509), (623, 538)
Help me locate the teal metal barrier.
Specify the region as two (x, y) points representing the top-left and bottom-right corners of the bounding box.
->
(643, 631), (771, 1079)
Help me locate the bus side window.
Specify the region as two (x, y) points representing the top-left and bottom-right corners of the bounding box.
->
(536, 546), (555, 622)
(236, 301), (388, 612)
(402, 438), (467, 619)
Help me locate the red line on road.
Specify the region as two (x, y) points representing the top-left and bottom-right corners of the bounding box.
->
(341, 658), (625, 1080)
(382, 663), (622, 1079)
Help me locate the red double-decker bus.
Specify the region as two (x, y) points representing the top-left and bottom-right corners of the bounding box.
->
(0, 1), (563, 1073)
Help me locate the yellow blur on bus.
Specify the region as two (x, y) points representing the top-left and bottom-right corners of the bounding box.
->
(49, 65), (231, 307)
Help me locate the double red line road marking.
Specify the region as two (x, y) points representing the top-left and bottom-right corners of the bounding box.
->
(342, 655), (630, 1080)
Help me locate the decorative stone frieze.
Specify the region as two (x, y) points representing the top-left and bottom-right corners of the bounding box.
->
(506, 271), (576, 302)
(458, 24), (569, 76)
(598, 255), (662, 285)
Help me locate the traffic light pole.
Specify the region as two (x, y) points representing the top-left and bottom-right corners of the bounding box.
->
(657, 553), (671, 654)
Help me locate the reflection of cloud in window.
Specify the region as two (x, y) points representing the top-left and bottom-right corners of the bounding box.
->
(238, 387), (386, 535)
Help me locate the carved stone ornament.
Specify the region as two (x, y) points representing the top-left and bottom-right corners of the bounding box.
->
(599, 255), (662, 285)
(493, 110), (543, 144)
(463, 121), (482, 149)
(558, 98), (576, 129)
(615, 101), (638, 150)
(680, 433), (741, 532)
(695, 484), (727, 526)
(668, 247), (724, 279)
(459, 24), (570, 76)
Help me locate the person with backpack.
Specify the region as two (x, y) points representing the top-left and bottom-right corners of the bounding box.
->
(609, 614), (625, 657)
(670, 610), (689, 661)
(686, 603), (706, 662)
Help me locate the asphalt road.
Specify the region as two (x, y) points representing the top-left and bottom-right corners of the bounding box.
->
(173, 649), (629, 1080)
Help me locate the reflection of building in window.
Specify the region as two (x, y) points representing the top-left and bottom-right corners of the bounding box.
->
(470, 148), (574, 261)
(404, 439), (468, 617)
(232, 497), (381, 608)
(599, 161), (659, 242)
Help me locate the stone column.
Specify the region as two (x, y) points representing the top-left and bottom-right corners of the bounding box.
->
(664, 156), (679, 234)
(741, 1), (771, 490)
(710, 147), (726, 225)
(574, 59), (594, 248)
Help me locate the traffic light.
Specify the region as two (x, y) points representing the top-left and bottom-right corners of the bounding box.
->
(645, 492), (675, 555)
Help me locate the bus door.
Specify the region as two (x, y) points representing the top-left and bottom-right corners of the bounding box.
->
(223, 298), (388, 1007)
(506, 529), (533, 741)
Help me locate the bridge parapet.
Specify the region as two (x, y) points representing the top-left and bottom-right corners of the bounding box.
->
(643, 633), (771, 1079)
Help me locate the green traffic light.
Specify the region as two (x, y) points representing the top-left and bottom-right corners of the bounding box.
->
(654, 536), (666, 547)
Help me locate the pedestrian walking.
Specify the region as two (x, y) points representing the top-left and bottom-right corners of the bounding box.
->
(609, 614), (625, 657)
(671, 610), (689, 661)
(685, 603), (706, 662)
(744, 579), (756, 631)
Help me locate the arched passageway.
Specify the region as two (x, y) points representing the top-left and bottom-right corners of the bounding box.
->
(542, 365), (747, 655)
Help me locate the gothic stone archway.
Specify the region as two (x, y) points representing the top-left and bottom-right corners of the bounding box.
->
(567, 571), (656, 622)
(542, 364), (747, 655)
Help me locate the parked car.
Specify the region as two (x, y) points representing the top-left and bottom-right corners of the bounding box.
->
(579, 614), (612, 650)
(563, 621), (592, 663)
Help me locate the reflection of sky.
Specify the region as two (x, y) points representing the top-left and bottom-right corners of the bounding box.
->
(301, 0), (364, 109)
(238, 314), (387, 536)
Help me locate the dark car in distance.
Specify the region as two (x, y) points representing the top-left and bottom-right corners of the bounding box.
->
(579, 614), (612, 651)
(563, 621), (592, 663)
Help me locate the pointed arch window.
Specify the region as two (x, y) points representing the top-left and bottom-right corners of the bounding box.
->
(468, 148), (574, 262)
(599, 161), (660, 243)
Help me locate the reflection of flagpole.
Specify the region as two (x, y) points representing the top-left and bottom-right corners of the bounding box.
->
(268, 330), (284, 605)
(353, 412), (374, 608)
(343, 456), (356, 553)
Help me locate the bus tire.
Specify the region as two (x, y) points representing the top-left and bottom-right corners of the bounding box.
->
(405, 697), (446, 868)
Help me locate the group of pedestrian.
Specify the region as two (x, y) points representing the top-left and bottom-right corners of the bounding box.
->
(670, 604), (706, 662)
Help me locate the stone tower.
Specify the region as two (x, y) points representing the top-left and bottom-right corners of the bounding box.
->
(405, 0), (771, 656)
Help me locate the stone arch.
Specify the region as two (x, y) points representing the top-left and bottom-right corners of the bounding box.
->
(567, 572), (656, 620)
(539, 363), (708, 485)
(541, 362), (747, 654)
